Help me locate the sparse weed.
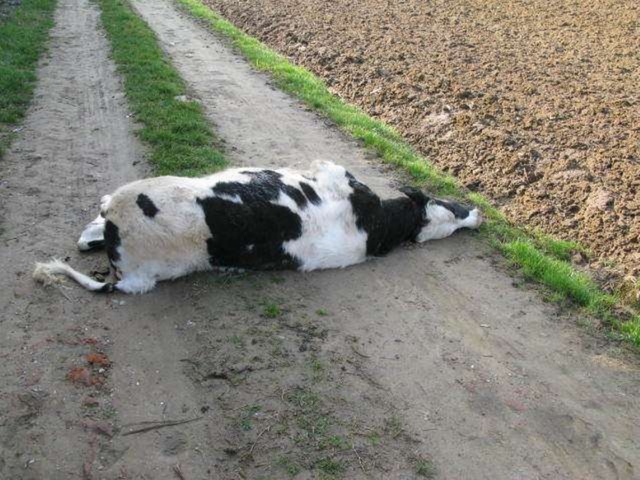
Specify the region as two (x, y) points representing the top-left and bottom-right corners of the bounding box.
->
(309, 357), (326, 382)
(385, 416), (403, 438)
(321, 435), (350, 450)
(238, 404), (262, 431)
(298, 413), (330, 438)
(315, 457), (345, 476)
(416, 458), (436, 478)
(263, 303), (282, 318)
(276, 456), (302, 476)
(287, 388), (320, 410)
(367, 432), (381, 446)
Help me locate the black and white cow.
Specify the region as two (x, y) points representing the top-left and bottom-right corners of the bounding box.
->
(33, 161), (482, 294)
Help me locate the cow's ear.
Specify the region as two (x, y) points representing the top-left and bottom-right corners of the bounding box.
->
(399, 186), (429, 208)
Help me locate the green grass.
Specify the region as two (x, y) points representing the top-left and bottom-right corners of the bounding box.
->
(309, 357), (326, 382)
(322, 435), (350, 450)
(237, 404), (262, 431)
(415, 459), (436, 478)
(315, 457), (345, 477)
(0, 0), (57, 157)
(262, 302), (282, 318)
(175, 0), (640, 347)
(276, 456), (302, 477)
(229, 334), (244, 348)
(99, 0), (225, 176)
(385, 415), (403, 439)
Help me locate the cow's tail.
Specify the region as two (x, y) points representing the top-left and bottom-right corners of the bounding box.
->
(33, 258), (116, 293)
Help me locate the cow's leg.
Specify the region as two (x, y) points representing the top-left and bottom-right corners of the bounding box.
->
(77, 195), (112, 251)
(417, 199), (483, 242)
(78, 214), (106, 251)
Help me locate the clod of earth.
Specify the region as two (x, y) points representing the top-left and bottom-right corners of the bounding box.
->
(81, 419), (114, 437)
(67, 367), (103, 387)
(85, 353), (111, 367)
(82, 396), (100, 407)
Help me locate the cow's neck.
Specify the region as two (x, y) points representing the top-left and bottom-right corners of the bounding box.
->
(365, 197), (423, 255)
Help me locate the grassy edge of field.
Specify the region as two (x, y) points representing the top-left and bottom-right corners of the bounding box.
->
(99, 0), (226, 177)
(175, 0), (640, 347)
(0, 0), (58, 158)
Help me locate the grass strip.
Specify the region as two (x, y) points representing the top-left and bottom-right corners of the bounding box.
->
(177, 0), (640, 346)
(98, 0), (225, 176)
(0, 0), (57, 157)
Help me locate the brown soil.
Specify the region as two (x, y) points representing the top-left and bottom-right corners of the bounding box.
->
(1, 0), (639, 478)
(203, 0), (640, 283)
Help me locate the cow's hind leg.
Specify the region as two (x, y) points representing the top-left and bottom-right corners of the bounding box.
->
(77, 195), (112, 251)
(78, 214), (106, 251)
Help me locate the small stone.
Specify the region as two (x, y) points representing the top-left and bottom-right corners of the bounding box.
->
(586, 189), (613, 211)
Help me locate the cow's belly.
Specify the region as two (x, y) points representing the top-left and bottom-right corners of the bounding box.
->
(284, 223), (368, 271)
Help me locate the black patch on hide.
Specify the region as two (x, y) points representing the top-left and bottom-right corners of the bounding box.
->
(433, 199), (471, 219)
(300, 182), (321, 205)
(398, 186), (430, 210)
(97, 283), (116, 293)
(104, 220), (121, 265)
(346, 171), (382, 253)
(346, 172), (425, 255)
(230, 170), (308, 209)
(86, 240), (105, 250)
(199, 170), (306, 270)
(136, 193), (159, 218)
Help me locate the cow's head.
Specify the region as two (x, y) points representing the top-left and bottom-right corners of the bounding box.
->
(399, 186), (483, 242)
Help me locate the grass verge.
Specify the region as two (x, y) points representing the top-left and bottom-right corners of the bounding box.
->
(98, 0), (225, 176)
(176, 0), (640, 346)
(0, 0), (57, 157)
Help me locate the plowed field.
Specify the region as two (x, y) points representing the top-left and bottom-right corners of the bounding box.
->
(204, 0), (640, 282)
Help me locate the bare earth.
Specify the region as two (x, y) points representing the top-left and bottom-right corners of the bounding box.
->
(0, 0), (639, 478)
(204, 0), (640, 284)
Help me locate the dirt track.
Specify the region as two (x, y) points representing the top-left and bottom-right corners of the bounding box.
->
(1, 0), (639, 478)
(204, 0), (640, 284)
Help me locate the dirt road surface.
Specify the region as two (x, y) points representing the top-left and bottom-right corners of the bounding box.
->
(1, 0), (639, 478)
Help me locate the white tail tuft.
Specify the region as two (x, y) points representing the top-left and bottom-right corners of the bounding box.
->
(33, 258), (110, 292)
(33, 258), (68, 286)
